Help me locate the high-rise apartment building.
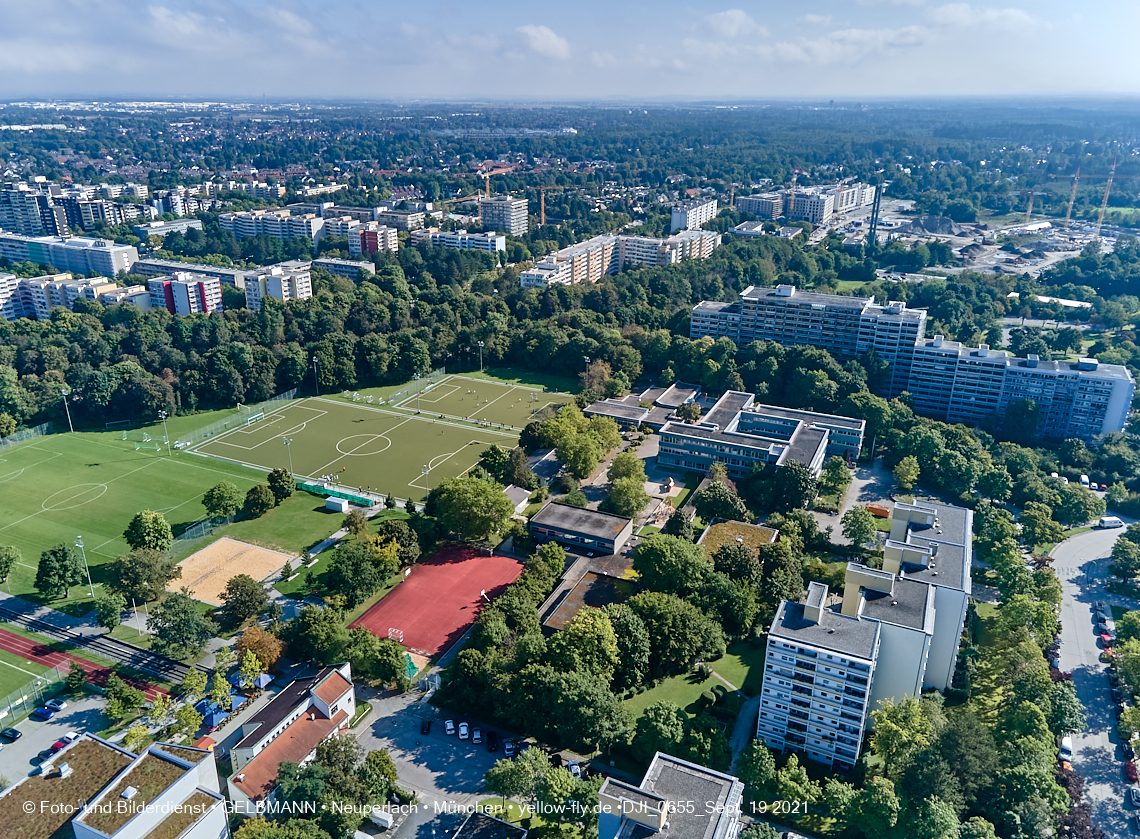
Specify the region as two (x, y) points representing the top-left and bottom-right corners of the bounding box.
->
(734, 193), (783, 218)
(244, 261), (313, 311)
(218, 209), (326, 243)
(0, 183), (68, 236)
(132, 258), (249, 289)
(617, 229), (721, 270)
(410, 228), (506, 252)
(479, 195), (529, 236)
(520, 230), (722, 289)
(148, 273), (223, 316)
(908, 336), (1136, 441)
(670, 197), (718, 232)
(0, 232), (138, 276)
(781, 188), (835, 224)
(349, 224), (399, 255)
(690, 285), (927, 396)
(760, 501), (972, 769)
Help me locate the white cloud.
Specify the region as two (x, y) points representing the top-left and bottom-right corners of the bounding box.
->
(516, 24), (570, 59)
(770, 25), (928, 64)
(707, 9), (767, 38)
(928, 3), (1037, 30)
(801, 14), (833, 25)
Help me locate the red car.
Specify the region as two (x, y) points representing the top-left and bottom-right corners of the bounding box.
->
(49, 740), (67, 754)
(1101, 634), (1114, 649)
(1125, 762), (1138, 782)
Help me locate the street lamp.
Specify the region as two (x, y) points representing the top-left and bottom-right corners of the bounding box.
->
(283, 436), (294, 477)
(478, 341), (484, 374)
(584, 355), (591, 375)
(311, 356), (320, 395)
(60, 387), (74, 433)
(74, 536), (94, 600)
(423, 463), (430, 494)
(414, 373), (422, 412)
(158, 410), (171, 456)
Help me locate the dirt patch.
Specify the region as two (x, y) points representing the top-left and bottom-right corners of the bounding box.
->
(172, 537), (297, 606)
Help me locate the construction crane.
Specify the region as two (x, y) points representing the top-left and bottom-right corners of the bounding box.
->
(1062, 167), (1080, 228)
(1021, 190), (1049, 225)
(784, 166), (804, 221)
(536, 186), (569, 226)
(1095, 157), (1118, 239)
(1047, 164), (1118, 230)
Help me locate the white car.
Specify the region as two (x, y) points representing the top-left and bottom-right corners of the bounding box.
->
(568, 762), (582, 779)
(459, 722), (470, 740)
(45, 699), (67, 712)
(62, 732), (80, 743)
(444, 720), (456, 736)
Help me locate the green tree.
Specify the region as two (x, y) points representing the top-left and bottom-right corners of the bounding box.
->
(632, 700), (686, 761)
(171, 702), (203, 739)
(712, 542), (762, 587)
(899, 796), (960, 839)
(977, 466), (1013, 502)
(841, 506), (877, 549)
(1113, 538), (1140, 579)
(734, 739), (777, 799)
(484, 747), (549, 810)
(608, 451), (648, 483)
(431, 476), (514, 540)
(995, 593), (1057, 649)
(34, 543), (84, 599)
(1055, 482), (1106, 528)
(693, 479), (752, 523)
(1119, 610), (1140, 643)
(123, 510), (173, 552)
(326, 541), (384, 608)
(633, 535), (710, 595)
(202, 481), (243, 518)
(628, 591), (726, 678)
(289, 605), (350, 665)
(65, 661), (87, 695)
(1019, 502), (1064, 549)
(123, 724), (150, 752)
(234, 819), (332, 839)
(958, 817), (999, 839)
(775, 753), (821, 804)
(267, 468), (294, 505)
(894, 455), (920, 490)
(661, 508), (694, 540)
(821, 455), (851, 493)
(239, 648), (263, 688)
(870, 696), (940, 779)
(478, 444), (512, 482)
(148, 589), (218, 659)
(850, 776), (900, 838)
(603, 603), (651, 693)
(244, 485), (275, 518)
(104, 673), (145, 720)
(342, 509), (369, 537)
(220, 574), (270, 625)
(0, 545), (20, 582)
(94, 590), (126, 630)
(600, 476), (651, 518)
(556, 434), (604, 479)
(547, 608), (619, 683)
(771, 461), (817, 511)
(1047, 680), (1087, 735)
(563, 490), (588, 508)
(375, 519), (420, 566)
(107, 549), (181, 602)
(1107, 481), (1130, 508)
(180, 668), (208, 703)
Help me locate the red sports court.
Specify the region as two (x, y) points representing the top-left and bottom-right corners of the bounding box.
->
(350, 544), (524, 658)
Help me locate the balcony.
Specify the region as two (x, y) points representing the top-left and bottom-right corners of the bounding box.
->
(789, 709), (809, 721)
(843, 699), (865, 710)
(795, 660), (817, 673)
(791, 698), (811, 709)
(793, 673), (815, 685)
(845, 687), (866, 699)
(792, 686), (812, 697)
(845, 674), (869, 686)
(788, 721), (808, 733)
(786, 733), (806, 746)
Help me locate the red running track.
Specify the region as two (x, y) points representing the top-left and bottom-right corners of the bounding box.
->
(351, 544), (524, 658)
(0, 627), (168, 703)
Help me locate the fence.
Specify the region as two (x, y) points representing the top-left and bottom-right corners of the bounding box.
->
(0, 663), (68, 725)
(384, 368), (447, 406)
(174, 389), (297, 449)
(0, 421), (52, 452)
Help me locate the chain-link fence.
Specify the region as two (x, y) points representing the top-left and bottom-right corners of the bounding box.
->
(0, 663), (68, 725)
(384, 368), (447, 406)
(174, 389), (297, 449)
(0, 422), (52, 452)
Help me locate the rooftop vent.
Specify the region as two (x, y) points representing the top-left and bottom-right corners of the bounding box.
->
(932, 335), (944, 348)
(236, 773), (245, 783)
(121, 787), (138, 800)
(891, 600), (898, 606)
(978, 344), (990, 357)
(827, 628), (836, 634)
(1027, 354), (1039, 368)
(775, 284), (796, 297)
(58, 763), (72, 779)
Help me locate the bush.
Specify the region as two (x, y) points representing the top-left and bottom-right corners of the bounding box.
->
(243, 485), (275, 518)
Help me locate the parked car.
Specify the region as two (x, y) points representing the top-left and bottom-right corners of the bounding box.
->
(549, 753), (563, 768)
(420, 719), (432, 735)
(487, 731), (499, 752)
(50, 740), (67, 754)
(1126, 741), (1136, 761)
(30, 707), (55, 722)
(444, 720), (456, 736)
(34, 748), (53, 763)
(1101, 634), (1114, 649)
(1114, 688), (1124, 705)
(1129, 786), (1140, 807)
(568, 762), (582, 780)
(503, 739), (516, 758)
(44, 699), (67, 712)
(1126, 761), (1138, 783)
(459, 722), (469, 740)
(0, 728), (21, 741)
(472, 728), (482, 745)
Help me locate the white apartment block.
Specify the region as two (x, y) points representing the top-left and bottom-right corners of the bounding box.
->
(218, 209), (325, 243)
(244, 261), (314, 311)
(0, 232), (138, 276)
(834, 182), (877, 213)
(761, 500), (972, 769)
(670, 197), (718, 232)
(349, 224), (399, 255)
(0, 272), (20, 320)
(690, 285), (927, 397)
(734, 193), (783, 219)
(100, 284), (152, 310)
(521, 231), (721, 288)
(373, 209), (425, 231)
(781, 189), (835, 224)
(312, 257), (376, 278)
(410, 228), (506, 253)
(0, 736), (228, 839)
(480, 195), (529, 236)
(0, 272), (118, 320)
(132, 259), (249, 290)
(908, 336), (1136, 441)
(148, 273), (224, 316)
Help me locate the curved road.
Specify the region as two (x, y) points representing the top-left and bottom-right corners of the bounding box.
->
(1053, 523), (1136, 839)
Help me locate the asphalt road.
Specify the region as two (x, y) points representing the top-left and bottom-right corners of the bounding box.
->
(1053, 524), (1136, 839)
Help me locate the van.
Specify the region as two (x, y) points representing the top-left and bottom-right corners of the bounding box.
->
(1100, 516), (1124, 529)
(1059, 735), (1073, 761)
(1080, 474), (1090, 487)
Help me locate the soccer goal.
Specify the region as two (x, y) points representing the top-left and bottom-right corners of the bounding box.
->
(244, 412), (265, 426)
(388, 628), (404, 643)
(134, 441), (161, 451)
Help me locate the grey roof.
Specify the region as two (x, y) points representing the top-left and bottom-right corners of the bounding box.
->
(656, 383), (700, 408)
(897, 501), (972, 593)
(503, 485), (531, 511)
(857, 576), (933, 632)
(530, 502), (632, 540)
(740, 285), (872, 308)
(769, 600), (880, 662)
(638, 386), (669, 402)
(234, 666), (340, 749)
(703, 391), (754, 429)
(692, 300), (741, 314)
(584, 401), (649, 422)
(916, 340), (1134, 381)
(600, 777), (666, 812)
(661, 421), (779, 452)
(752, 403), (866, 431)
(628, 753), (743, 839)
(781, 425), (827, 466)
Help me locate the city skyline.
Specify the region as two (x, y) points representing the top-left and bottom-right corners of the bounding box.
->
(0, 0), (1135, 100)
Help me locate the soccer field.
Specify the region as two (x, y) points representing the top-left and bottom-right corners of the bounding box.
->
(393, 375), (572, 429)
(0, 432), (263, 603)
(193, 396), (519, 500)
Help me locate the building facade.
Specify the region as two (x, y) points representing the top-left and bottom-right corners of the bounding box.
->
(218, 209), (326, 243)
(132, 258), (249, 289)
(312, 257), (375, 278)
(411, 228), (506, 252)
(148, 273), (224, 315)
(670, 197), (718, 232)
(244, 261), (314, 311)
(734, 193), (783, 219)
(350, 224), (399, 255)
(479, 195), (529, 236)
(529, 502), (634, 555)
(0, 232), (138, 276)
(520, 231), (720, 289)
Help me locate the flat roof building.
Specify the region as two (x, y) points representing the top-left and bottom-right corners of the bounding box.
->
(148, 273), (223, 316)
(133, 218), (204, 239)
(734, 193), (783, 219)
(670, 197), (718, 233)
(312, 257), (375, 278)
(131, 258), (249, 289)
(480, 195), (529, 237)
(529, 502), (634, 556)
(244, 261), (314, 311)
(0, 232), (138, 277)
(412, 228), (506, 253)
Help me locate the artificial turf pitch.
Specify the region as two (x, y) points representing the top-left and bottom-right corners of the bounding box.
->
(393, 375), (572, 429)
(193, 395), (520, 500)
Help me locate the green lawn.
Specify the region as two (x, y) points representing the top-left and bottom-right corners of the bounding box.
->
(0, 430), (264, 605)
(457, 365), (582, 395)
(624, 643), (762, 721)
(0, 645), (53, 700)
(707, 641), (767, 696)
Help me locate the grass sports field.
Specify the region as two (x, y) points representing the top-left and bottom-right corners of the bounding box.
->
(0, 432), (263, 605)
(392, 375), (571, 429)
(194, 394), (520, 500)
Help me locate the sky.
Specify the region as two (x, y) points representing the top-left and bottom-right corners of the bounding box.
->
(0, 0), (1137, 101)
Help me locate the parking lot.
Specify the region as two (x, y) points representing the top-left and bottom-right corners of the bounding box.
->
(0, 694), (106, 777)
